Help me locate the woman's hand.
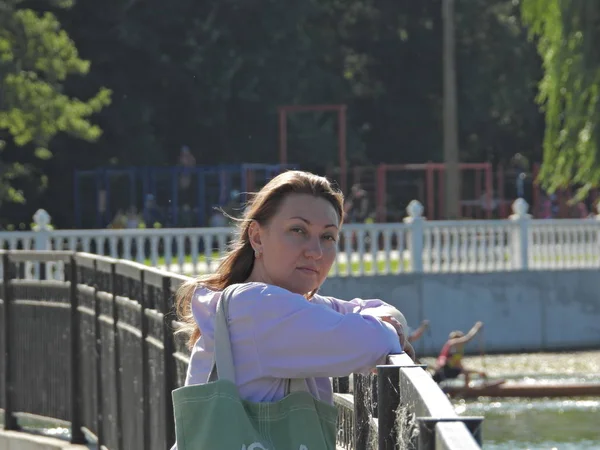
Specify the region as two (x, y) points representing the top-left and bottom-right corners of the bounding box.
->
(380, 316), (416, 361)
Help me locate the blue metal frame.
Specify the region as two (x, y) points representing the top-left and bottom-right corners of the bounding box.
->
(73, 164), (296, 228)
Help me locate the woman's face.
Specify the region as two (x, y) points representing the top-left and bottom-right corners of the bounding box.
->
(248, 194), (340, 295)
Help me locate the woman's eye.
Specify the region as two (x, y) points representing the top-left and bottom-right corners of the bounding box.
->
(291, 227), (305, 234)
(323, 235), (337, 242)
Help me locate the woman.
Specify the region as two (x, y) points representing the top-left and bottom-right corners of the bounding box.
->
(432, 321), (486, 386)
(173, 171), (413, 446)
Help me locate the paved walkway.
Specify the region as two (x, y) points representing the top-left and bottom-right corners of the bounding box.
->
(0, 430), (91, 450)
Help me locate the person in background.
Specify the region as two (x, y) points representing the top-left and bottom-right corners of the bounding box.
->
(208, 206), (227, 227)
(344, 183), (370, 223)
(408, 319), (430, 343)
(109, 209), (127, 229)
(179, 145), (197, 191)
(179, 204), (195, 227)
(126, 206), (141, 229)
(221, 189), (242, 225)
(143, 194), (163, 227)
(432, 321), (486, 386)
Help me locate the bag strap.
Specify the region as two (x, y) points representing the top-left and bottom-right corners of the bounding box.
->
(207, 285), (237, 383)
(208, 284), (309, 394)
(285, 378), (309, 394)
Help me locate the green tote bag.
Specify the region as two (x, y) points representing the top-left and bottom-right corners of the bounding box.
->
(172, 285), (338, 450)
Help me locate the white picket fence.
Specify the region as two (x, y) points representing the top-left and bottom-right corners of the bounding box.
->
(1, 199), (599, 277)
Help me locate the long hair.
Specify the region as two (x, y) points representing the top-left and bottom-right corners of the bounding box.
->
(175, 170), (345, 348)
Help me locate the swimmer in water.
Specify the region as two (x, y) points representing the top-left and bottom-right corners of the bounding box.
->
(432, 321), (487, 386)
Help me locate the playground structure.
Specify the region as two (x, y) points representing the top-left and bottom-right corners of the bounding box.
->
(328, 162), (495, 221)
(328, 162), (600, 221)
(75, 161), (600, 229)
(74, 164), (294, 228)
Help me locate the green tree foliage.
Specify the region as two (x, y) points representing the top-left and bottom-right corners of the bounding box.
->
(57, 0), (366, 169)
(456, 1), (543, 163)
(0, 0), (111, 205)
(521, 0), (600, 198)
(2, 0), (545, 226)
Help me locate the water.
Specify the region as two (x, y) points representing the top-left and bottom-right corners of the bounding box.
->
(422, 351), (600, 450)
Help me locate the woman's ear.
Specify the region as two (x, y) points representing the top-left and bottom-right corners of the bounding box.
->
(247, 220), (263, 252)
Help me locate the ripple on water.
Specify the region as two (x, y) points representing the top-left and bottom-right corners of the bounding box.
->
(439, 350), (600, 377)
(443, 351), (600, 450)
(459, 398), (600, 448)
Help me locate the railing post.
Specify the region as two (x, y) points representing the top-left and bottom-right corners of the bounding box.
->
(92, 260), (105, 449)
(377, 359), (428, 450)
(404, 200), (425, 273)
(111, 262), (124, 450)
(140, 270), (151, 450)
(353, 374), (371, 450)
(370, 374), (378, 418)
(377, 365), (400, 450)
(417, 416), (484, 449)
(2, 252), (19, 431)
(509, 198), (531, 270)
(69, 255), (86, 444)
(161, 275), (177, 449)
(334, 376), (349, 393)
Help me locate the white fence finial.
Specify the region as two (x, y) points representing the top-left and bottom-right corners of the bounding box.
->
(31, 209), (52, 253)
(406, 200), (424, 218)
(33, 209), (52, 231)
(510, 198), (530, 218)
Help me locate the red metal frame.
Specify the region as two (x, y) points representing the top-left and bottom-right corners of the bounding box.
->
(376, 162), (493, 220)
(278, 104), (347, 193)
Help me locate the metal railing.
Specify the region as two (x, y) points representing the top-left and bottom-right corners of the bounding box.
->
(0, 250), (482, 449)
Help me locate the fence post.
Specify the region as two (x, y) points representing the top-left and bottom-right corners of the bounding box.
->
(352, 374), (371, 450)
(110, 262), (124, 450)
(92, 260), (105, 449)
(404, 200), (425, 273)
(161, 275), (177, 449)
(376, 365), (400, 450)
(69, 255), (86, 444)
(140, 270), (151, 450)
(2, 252), (19, 431)
(333, 376), (349, 393)
(509, 198), (531, 270)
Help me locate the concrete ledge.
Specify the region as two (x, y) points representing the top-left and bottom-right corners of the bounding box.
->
(0, 430), (89, 450)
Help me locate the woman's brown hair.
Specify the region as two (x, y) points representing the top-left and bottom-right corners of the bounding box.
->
(175, 170), (345, 348)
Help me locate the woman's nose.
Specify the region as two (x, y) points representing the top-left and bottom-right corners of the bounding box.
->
(304, 238), (323, 259)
